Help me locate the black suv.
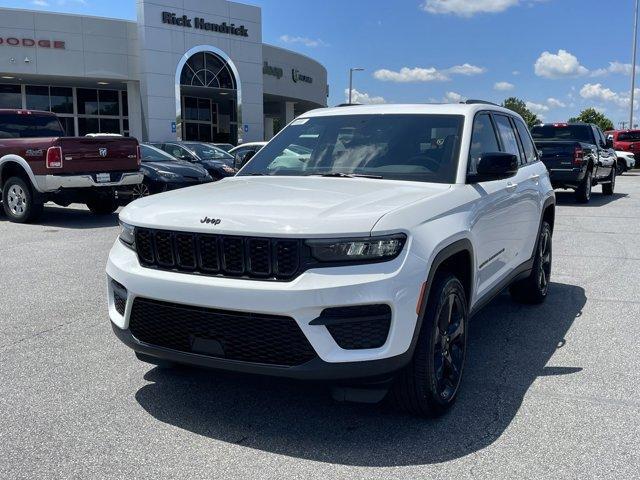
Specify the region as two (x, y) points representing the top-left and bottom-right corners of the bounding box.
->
(155, 141), (237, 180)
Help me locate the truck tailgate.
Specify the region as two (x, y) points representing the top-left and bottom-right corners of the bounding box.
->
(536, 141), (579, 170)
(55, 137), (139, 174)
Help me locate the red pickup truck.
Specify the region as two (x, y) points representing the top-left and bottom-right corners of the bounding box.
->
(0, 109), (142, 223)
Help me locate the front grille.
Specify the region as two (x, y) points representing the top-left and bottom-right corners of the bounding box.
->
(128, 298), (317, 366)
(134, 228), (301, 281)
(320, 305), (392, 350)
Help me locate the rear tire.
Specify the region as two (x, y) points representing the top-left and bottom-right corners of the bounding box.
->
(602, 167), (615, 195)
(510, 221), (552, 304)
(2, 176), (43, 223)
(391, 274), (468, 417)
(86, 194), (118, 215)
(616, 160), (626, 176)
(575, 170), (592, 203)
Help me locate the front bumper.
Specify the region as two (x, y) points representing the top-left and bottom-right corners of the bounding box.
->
(34, 172), (143, 193)
(106, 239), (427, 380)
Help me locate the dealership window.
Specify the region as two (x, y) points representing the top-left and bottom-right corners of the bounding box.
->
(76, 88), (128, 136)
(0, 84), (22, 109)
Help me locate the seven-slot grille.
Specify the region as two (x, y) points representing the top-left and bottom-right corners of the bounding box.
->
(134, 228), (301, 280)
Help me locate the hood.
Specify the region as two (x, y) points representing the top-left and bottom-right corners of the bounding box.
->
(143, 161), (208, 178)
(120, 176), (450, 237)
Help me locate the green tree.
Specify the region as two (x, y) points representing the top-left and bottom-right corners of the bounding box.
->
(501, 97), (541, 128)
(568, 108), (614, 132)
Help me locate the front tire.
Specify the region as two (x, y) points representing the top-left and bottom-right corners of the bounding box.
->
(602, 166), (616, 195)
(575, 170), (592, 203)
(616, 160), (626, 176)
(510, 221), (552, 304)
(2, 176), (43, 223)
(391, 274), (468, 417)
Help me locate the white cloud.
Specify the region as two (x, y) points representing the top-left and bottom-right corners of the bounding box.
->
(526, 101), (550, 114)
(546, 97), (566, 108)
(579, 83), (628, 108)
(344, 88), (386, 105)
(591, 61), (638, 77)
(494, 81), (514, 91)
(420, 0), (520, 17)
(279, 35), (327, 48)
(534, 49), (589, 79)
(444, 91), (465, 103)
(512, 70), (520, 76)
(31, 0), (49, 5)
(373, 63), (485, 83)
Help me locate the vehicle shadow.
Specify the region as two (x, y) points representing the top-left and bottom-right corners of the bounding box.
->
(135, 282), (585, 467)
(554, 190), (628, 206)
(0, 204), (119, 229)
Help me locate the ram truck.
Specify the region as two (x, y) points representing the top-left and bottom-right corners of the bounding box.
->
(531, 123), (616, 203)
(107, 102), (555, 417)
(0, 109), (142, 223)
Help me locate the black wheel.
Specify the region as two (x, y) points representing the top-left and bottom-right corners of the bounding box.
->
(391, 274), (468, 417)
(602, 166), (615, 195)
(575, 170), (592, 203)
(510, 221), (552, 304)
(2, 176), (43, 223)
(616, 160), (626, 176)
(131, 181), (152, 200)
(86, 194), (118, 215)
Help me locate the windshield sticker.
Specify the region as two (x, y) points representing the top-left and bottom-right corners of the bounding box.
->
(291, 118), (309, 126)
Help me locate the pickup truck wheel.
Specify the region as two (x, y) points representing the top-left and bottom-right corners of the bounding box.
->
(602, 167), (616, 195)
(391, 274), (468, 417)
(510, 221), (552, 304)
(616, 160), (626, 176)
(86, 195), (118, 215)
(575, 170), (592, 203)
(131, 181), (151, 199)
(2, 176), (43, 223)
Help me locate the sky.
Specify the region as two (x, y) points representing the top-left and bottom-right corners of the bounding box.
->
(2, 0), (639, 127)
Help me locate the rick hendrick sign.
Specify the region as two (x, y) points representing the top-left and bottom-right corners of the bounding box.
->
(161, 11), (248, 37)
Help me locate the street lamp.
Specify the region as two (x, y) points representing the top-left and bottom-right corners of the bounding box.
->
(630, 0), (639, 128)
(348, 67), (364, 104)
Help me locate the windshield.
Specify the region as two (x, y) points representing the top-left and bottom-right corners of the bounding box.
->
(531, 125), (594, 143)
(238, 114), (464, 183)
(186, 143), (234, 164)
(617, 131), (640, 141)
(141, 144), (178, 162)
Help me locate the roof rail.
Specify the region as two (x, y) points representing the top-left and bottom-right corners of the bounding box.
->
(335, 103), (362, 107)
(463, 99), (499, 106)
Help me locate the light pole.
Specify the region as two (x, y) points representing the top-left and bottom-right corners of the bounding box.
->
(348, 67), (364, 104)
(630, 0), (639, 128)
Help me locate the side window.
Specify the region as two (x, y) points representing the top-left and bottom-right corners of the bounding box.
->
(468, 114), (500, 174)
(514, 118), (538, 164)
(494, 115), (521, 162)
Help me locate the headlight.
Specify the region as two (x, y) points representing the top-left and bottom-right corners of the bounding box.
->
(306, 234), (406, 263)
(119, 221), (135, 250)
(222, 165), (236, 174)
(157, 170), (181, 179)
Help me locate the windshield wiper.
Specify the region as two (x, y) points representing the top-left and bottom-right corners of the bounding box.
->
(307, 172), (383, 179)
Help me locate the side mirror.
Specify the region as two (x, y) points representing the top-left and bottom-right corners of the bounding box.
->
(605, 138), (614, 149)
(242, 150), (256, 166)
(469, 152), (518, 182)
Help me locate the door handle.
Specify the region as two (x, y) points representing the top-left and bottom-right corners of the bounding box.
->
(506, 181), (518, 191)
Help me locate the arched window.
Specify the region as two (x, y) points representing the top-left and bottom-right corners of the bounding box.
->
(179, 52), (236, 90)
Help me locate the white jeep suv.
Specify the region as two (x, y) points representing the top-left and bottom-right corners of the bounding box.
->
(107, 102), (555, 417)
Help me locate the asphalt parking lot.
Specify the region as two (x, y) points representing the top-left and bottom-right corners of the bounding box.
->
(1, 175), (639, 479)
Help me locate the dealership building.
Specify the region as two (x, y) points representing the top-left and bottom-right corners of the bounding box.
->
(0, 0), (328, 143)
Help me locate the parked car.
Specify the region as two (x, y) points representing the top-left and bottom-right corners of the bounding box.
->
(229, 141), (267, 168)
(531, 123), (616, 203)
(108, 102), (555, 417)
(155, 141), (236, 180)
(604, 129), (640, 156)
(0, 109), (141, 223)
(118, 144), (212, 200)
(211, 143), (235, 152)
(615, 150), (636, 175)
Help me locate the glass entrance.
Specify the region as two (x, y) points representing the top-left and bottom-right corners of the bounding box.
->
(182, 96), (218, 142)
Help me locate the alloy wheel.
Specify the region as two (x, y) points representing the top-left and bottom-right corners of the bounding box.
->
(7, 184), (27, 216)
(132, 183), (150, 199)
(433, 293), (465, 401)
(538, 228), (552, 294)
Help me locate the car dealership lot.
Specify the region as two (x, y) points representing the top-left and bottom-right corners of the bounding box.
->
(1, 177), (639, 479)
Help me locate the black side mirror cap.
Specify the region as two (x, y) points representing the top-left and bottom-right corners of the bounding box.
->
(468, 152), (519, 183)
